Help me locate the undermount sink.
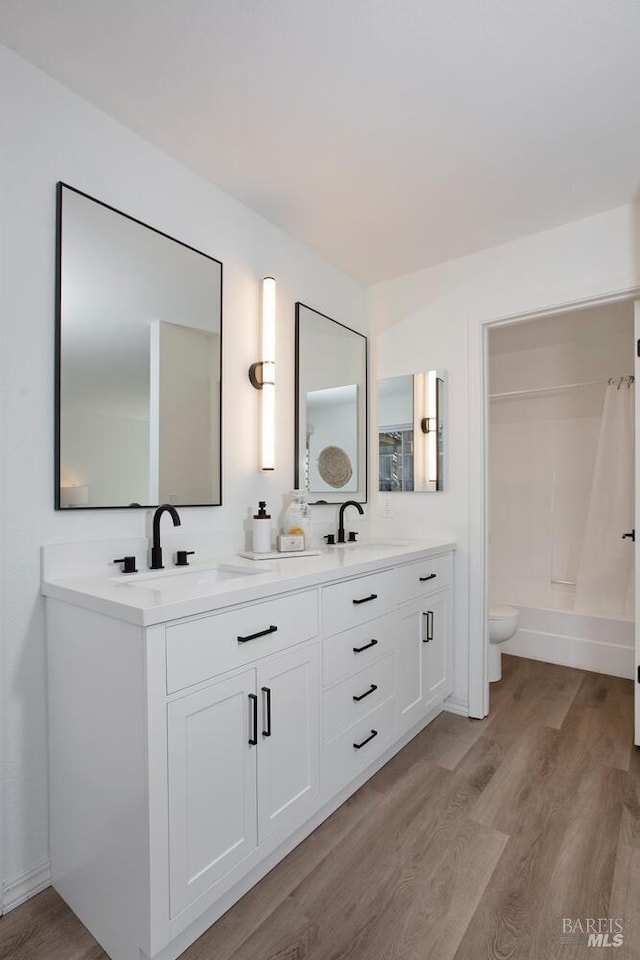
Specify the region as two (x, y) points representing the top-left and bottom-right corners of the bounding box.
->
(112, 563), (264, 590)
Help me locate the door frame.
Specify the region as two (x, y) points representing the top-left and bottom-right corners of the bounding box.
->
(467, 285), (640, 719)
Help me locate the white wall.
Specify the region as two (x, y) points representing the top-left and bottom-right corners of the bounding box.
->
(157, 323), (220, 504)
(0, 46), (367, 910)
(378, 377), (413, 428)
(308, 397), (358, 492)
(489, 302), (634, 612)
(370, 201), (640, 715)
(62, 409), (149, 506)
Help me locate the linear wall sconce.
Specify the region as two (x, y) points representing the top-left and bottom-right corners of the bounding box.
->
(415, 369), (442, 491)
(249, 276), (276, 471)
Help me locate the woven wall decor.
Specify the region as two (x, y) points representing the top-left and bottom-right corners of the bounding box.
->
(317, 446), (353, 488)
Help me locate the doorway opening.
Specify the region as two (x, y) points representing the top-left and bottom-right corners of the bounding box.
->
(466, 290), (640, 722)
(482, 297), (638, 716)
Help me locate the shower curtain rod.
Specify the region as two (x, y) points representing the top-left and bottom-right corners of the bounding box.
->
(490, 379), (609, 400)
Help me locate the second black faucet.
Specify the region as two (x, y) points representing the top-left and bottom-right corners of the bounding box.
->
(337, 500), (364, 544)
(150, 504), (181, 570)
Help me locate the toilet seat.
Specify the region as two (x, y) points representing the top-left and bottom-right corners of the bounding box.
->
(490, 603), (519, 620)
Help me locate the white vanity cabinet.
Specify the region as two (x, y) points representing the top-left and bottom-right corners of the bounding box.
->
(43, 541), (454, 960)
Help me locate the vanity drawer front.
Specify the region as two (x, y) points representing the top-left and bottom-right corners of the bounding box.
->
(322, 612), (396, 687)
(322, 653), (394, 743)
(321, 569), (395, 636)
(395, 553), (453, 605)
(321, 696), (396, 796)
(166, 590), (319, 693)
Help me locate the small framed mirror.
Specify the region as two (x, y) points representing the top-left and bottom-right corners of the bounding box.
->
(378, 371), (445, 492)
(295, 303), (367, 503)
(55, 183), (223, 509)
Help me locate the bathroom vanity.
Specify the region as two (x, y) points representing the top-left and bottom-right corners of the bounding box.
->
(42, 539), (454, 960)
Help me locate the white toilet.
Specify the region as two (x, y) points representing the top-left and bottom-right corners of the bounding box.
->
(488, 603), (520, 682)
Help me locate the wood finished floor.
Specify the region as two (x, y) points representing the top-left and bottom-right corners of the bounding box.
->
(2, 654), (639, 960)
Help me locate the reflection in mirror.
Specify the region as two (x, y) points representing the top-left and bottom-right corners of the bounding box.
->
(56, 183), (222, 509)
(295, 303), (367, 503)
(378, 371), (445, 492)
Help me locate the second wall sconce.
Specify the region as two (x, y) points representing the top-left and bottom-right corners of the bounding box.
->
(249, 277), (276, 471)
(415, 369), (442, 491)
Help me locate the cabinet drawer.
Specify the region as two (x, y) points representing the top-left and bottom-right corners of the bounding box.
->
(321, 569), (395, 636)
(166, 590), (319, 693)
(322, 612), (396, 687)
(321, 696), (395, 796)
(323, 653), (394, 743)
(395, 552), (453, 605)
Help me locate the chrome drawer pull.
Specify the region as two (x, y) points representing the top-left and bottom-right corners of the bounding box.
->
(353, 683), (378, 702)
(237, 624), (278, 643)
(419, 573), (437, 582)
(353, 638), (378, 653)
(352, 593), (378, 605)
(353, 729), (378, 750)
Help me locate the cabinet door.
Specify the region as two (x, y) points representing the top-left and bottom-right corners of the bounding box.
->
(422, 591), (452, 711)
(257, 644), (320, 842)
(168, 669), (258, 917)
(396, 603), (425, 733)
(396, 590), (452, 733)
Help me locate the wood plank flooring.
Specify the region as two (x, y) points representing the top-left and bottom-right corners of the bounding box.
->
(2, 654), (638, 960)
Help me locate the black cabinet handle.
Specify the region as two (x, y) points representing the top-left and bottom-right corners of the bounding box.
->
(353, 729), (378, 750)
(237, 624), (278, 643)
(353, 638), (378, 653)
(261, 686), (272, 737)
(248, 693), (258, 745)
(423, 610), (434, 642)
(353, 683), (378, 702)
(419, 573), (437, 582)
(353, 593), (378, 605)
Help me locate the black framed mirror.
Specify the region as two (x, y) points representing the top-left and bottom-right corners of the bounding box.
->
(55, 183), (223, 509)
(295, 302), (367, 503)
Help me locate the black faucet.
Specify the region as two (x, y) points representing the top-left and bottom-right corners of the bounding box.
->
(150, 504), (181, 569)
(337, 500), (364, 543)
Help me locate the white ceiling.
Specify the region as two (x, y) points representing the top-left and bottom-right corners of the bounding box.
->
(2, 0), (640, 283)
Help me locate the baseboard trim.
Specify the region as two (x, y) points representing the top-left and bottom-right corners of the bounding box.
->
(503, 628), (634, 680)
(443, 695), (469, 717)
(3, 859), (52, 914)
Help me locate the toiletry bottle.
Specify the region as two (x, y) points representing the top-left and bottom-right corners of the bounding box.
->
(252, 501), (272, 554)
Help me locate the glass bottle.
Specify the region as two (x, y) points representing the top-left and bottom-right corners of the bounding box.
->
(281, 490), (313, 546)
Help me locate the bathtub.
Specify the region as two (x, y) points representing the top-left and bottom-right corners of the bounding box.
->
(501, 605), (634, 680)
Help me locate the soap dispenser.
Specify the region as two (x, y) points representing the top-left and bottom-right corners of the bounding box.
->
(252, 501), (272, 554)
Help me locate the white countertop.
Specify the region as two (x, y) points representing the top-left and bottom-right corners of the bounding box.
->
(41, 538), (456, 626)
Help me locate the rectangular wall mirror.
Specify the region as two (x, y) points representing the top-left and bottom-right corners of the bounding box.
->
(295, 303), (367, 503)
(378, 371), (445, 492)
(55, 183), (223, 509)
